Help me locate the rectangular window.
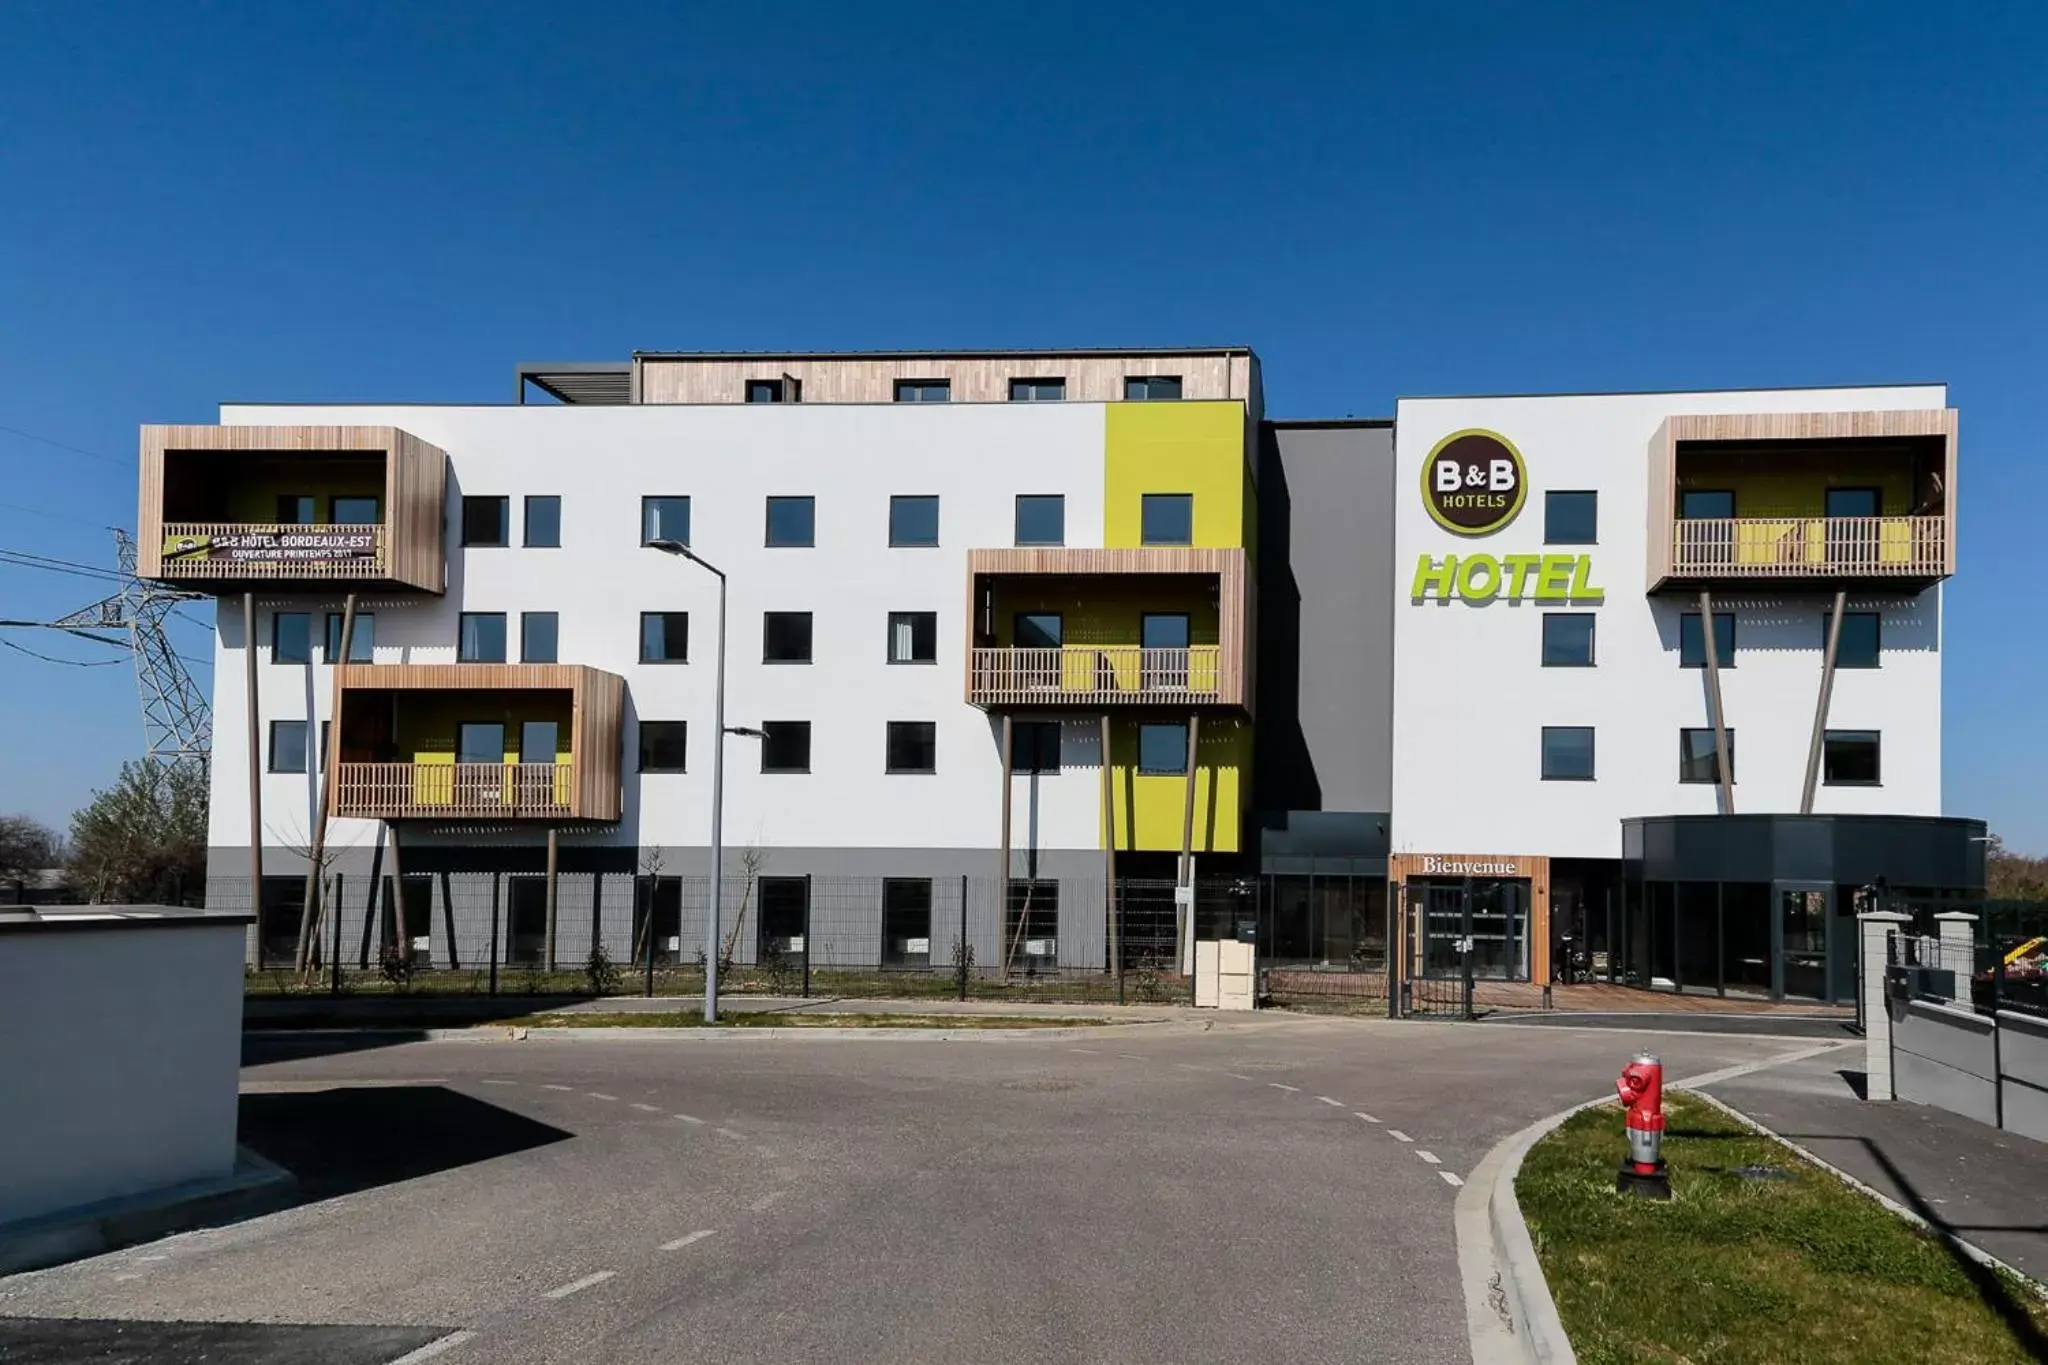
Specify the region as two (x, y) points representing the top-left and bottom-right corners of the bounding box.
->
(765, 495), (815, 547)
(330, 495), (380, 526)
(642, 496), (690, 546)
(640, 611), (689, 663)
(1124, 375), (1182, 401)
(523, 495), (561, 548)
(507, 878), (547, 965)
(761, 721), (811, 773)
(1679, 728), (1734, 784)
(461, 495), (510, 547)
(889, 495), (939, 547)
(1823, 730), (1881, 785)
(1014, 494), (1065, 546)
(887, 611), (938, 664)
(1824, 611), (1881, 668)
(1540, 614), (1595, 667)
(1679, 489), (1735, 520)
(323, 612), (375, 663)
(881, 879), (933, 968)
(1140, 493), (1194, 546)
(268, 720), (308, 773)
(885, 721), (937, 774)
(746, 377), (799, 403)
(763, 611), (814, 663)
(272, 612), (311, 664)
(1824, 486), (1882, 518)
(457, 612), (507, 663)
(519, 721), (558, 766)
(1010, 720), (1062, 774)
(1013, 612), (1062, 649)
(1005, 880), (1060, 969)
(758, 877), (809, 961)
(520, 611), (559, 663)
(276, 494), (318, 526)
(1009, 377), (1065, 402)
(457, 722), (504, 764)
(1140, 613), (1189, 650)
(1544, 490), (1598, 545)
(1138, 722), (1189, 775)
(1540, 726), (1596, 780)
(638, 721), (688, 772)
(1678, 612), (1737, 668)
(893, 379), (950, 403)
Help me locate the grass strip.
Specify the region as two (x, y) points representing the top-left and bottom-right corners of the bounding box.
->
(1517, 1092), (2048, 1365)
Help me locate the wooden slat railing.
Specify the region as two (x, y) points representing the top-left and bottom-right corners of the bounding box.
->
(969, 646), (1224, 707)
(159, 522), (386, 579)
(333, 762), (574, 819)
(1671, 516), (1947, 579)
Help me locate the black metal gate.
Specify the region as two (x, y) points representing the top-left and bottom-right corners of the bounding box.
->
(1399, 882), (1475, 1019)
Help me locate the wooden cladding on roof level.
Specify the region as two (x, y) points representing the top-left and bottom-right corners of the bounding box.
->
(636, 352), (1255, 405)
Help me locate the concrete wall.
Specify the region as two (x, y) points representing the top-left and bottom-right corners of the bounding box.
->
(1894, 997), (1999, 1128)
(0, 917), (247, 1226)
(2000, 1010), (2048, 1144)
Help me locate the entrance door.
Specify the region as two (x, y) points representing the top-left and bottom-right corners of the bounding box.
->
(1774, 882), (1831, 1001)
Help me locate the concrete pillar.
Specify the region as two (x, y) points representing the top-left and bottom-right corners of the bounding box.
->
(1934, 911), (1979, 1009)
(1860, 911), (1912, 1101)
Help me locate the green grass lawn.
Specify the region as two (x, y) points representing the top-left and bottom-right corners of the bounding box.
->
(1517, 1094), (2048, 1365)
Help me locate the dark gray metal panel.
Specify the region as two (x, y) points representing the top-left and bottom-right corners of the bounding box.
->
(1620, 814), (1988, 888)
(1255, 423), (1396, 817)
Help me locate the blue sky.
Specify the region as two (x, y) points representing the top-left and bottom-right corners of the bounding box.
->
(1, 3), (2043, 848)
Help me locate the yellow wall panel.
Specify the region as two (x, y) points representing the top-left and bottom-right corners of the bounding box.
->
(1104, 402), (1253, 551)
(1674, 453), (1916, 518)
(1108, 716), (1249, 854)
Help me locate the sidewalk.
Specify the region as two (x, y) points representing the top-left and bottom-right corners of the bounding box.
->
(1704, 1046), (2048, 1283)
(242, 991), (1225, 1027)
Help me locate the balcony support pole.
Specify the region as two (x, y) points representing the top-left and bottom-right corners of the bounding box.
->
(244, 592), (266, 964)
(1101, 713), (1120, 1002)
(1697, 590), (1735, 816)
(544, 826), (559, 973)
(1178, 712), (1202, 974)
(997, 714), (1013, 984)
(1801, 590), (1849, 815)
(297, 592), (356, 976)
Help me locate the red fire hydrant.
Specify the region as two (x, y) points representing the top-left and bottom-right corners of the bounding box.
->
(1615, 1052), (1672, 1199)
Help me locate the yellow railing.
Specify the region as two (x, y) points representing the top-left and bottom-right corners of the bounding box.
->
(333, 762), (574, 819)
(969, 646), (1223, 707)
(159, 522), (386, 578)
(1671, 516), (1947, 579)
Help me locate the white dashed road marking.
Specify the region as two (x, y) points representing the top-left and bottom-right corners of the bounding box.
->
(1068, 1048), (1101, 1055)
(387, 1330), (478, 1364)
(1387, 1130), (1413, 1143)
(586, 1093), (618, 1102)
(716, 1127), (748, 1143)
(630, 1102), (661, 1113)
(1268, 1083), (1301, 1093)
(1224, 1073), (1253, 1081)
(749, 1190), (789, 1213)
(1317, 1096), (1343, 1107)
(1354, 1112), (1380, 1124)
(674, 1113), (705, 1125)
(542, 1084), (573, 1092)
(1415, 1150), (1441, 1165)
(661, 1230), (717, 1252)
(1116, 1053), (1146, 1061)
(544, 1271), (616, 1300)
(479, 1079), (516, 1087)
(1439, 1171), (1465, 1188)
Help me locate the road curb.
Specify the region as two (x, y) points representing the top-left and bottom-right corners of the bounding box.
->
(245, 1021), (1158, 1044)
(0, 1147), (297, 1275)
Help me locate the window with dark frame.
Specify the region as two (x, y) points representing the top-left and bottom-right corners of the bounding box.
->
(1679, 489), (1736, 520)
(885, 721), (937, 774)
(881, 879), (933, 968)
(271, 612), (311, 664)
(1823, 610), (1882, 668)
(323, 612), (375, 663)
(268, 720), (308, 773)
(1138, 722), (1189, 775)
(460, 495), (510, 547)
(765, 496), (815, 547)
(761, 721), (811, 773)
(763, 611), (814, 663)
(889, 495), (940, 547)
(457, 612), (507, 663)
(1678, 612), (1737, 668)
(1679, 728), (1734, 783)
(1544, 491), (1598, 545)
(330, 495), (380, 525)
(1010, 720), (1062, 773)
(638, 721), (688, 772)
(276, 494), (317, 525)
(1540, 613), (1595, 667)
(893, 379), (950, 403)
(1013, 612), (1062, 649)
(1008, 377), (1066, 402)
(887, 611), (938, 664)
(520, 611), (558, 664)
(1014, 495), (1065, 546)
(1004, 879), (1060, 970)
(1822, 730), (1881, 785)
(758, 877), (809, 960)
(640, 611), (690, 663)
(745, 377), (799, 403)
(523, 495), (561, 548)
(642, 496), (690, 546)
(1540, 726), (1596, 780)
(1140, 493), (1194, 546)
(1124, 375), (1182, 400)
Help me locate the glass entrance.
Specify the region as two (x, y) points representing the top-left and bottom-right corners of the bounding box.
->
(1775, 882), (1831, 1000)
(1415, 877), (1531, 980)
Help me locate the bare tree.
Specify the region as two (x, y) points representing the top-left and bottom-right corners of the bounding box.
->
(720, 843), (767, 969)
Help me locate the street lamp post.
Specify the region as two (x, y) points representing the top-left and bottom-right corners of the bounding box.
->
(649, 538), (728, 1022)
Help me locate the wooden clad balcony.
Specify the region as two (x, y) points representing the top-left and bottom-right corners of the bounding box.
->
(1669, 515), (1947, 580)
(333, 762), (576, 820)
(969, 646), (1224, 707)
(137, 425), (448, 594)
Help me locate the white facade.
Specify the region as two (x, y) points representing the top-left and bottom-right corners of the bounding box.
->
(1389, 385), (1948, 862)
(211, 401), (1120, 868)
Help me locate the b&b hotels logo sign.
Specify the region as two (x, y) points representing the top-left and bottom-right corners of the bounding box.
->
(1412, 429), (1603, 605)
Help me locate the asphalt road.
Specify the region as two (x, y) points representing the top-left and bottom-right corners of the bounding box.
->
(0, 1015), (1826, 1365)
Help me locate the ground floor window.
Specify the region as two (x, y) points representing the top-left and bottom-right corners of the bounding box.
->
(1004, 879), (1059, 975)
(758, 876), (809, 964)
(257, 876), (308, 967)
(634, 876), (683, 965)
(1257, 874), (1387, 971)
(1411, 877), (1530, 980)
(881, 878), (932, 968)
(380, 876), (432, 959)
(507, 877), (547, 965)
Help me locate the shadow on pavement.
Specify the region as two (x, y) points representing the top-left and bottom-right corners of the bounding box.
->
(239, 1085), (572, 1202)
(241, 1031), (433, 1066)
(0, 1317), (450, 1365)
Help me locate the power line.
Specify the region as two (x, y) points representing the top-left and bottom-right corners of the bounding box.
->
(0, 548), (132, 585)
(0, 637), (126, 668)
(0, 423), (124, 468)
(0, 498), (117, 531)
